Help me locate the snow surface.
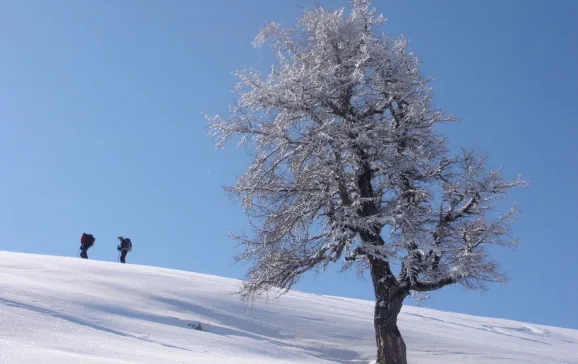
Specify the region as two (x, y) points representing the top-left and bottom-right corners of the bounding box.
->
(0, 252), (576, 364)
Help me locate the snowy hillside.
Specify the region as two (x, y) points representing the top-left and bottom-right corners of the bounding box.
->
(0, 252), (576, 364)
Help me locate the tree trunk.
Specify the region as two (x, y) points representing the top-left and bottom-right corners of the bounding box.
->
(374, 295), (406, 364)
(370, 258), (408, 364)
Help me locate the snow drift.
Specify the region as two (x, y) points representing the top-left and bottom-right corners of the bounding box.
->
(0, 252), (576, 363)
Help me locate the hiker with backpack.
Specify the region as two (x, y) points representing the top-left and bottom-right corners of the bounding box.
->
(117, 236), (132, 263)
(80, 233), (95, 259)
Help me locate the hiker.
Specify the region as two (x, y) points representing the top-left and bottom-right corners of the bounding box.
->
(80, 233), (95, 259)
(117, 236), (132, 263)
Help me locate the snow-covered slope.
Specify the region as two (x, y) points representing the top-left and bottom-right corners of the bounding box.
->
(0, 252), (576, 364)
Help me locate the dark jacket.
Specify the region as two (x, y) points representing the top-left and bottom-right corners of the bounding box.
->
(117, 237), (132, 252)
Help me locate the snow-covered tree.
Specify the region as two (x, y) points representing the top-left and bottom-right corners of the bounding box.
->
(206, 1), (526, 363)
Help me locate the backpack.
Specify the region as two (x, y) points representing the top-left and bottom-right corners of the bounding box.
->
(81, 233), (95, 247)
(121, 238), (132, 252)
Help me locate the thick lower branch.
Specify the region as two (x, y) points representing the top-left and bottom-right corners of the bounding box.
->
(410, 276), (456, 292)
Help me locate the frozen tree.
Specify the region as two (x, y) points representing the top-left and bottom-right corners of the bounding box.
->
(206, 1), (526, 363)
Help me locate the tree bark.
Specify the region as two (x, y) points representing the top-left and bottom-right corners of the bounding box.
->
(374, 296), (406, 364)
(370, 258), (408, 364)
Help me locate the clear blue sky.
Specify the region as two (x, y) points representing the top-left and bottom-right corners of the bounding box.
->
(1, 0), (576, 330)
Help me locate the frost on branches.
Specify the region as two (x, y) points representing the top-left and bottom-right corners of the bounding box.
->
(206, 1), (526, 363)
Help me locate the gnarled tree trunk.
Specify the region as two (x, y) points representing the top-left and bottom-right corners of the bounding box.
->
(370, 258), (408, 364)
(374, 295), (406, 364)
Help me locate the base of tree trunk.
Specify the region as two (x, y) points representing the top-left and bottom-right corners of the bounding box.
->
(375, 323), (407, 364)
